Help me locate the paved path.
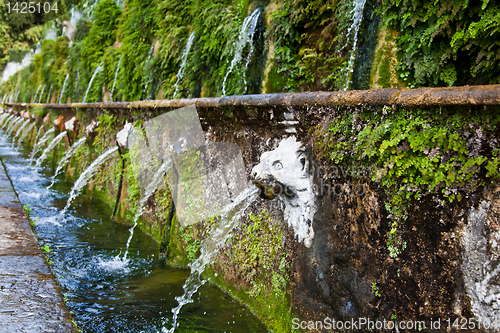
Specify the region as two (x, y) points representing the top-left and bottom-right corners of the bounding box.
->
(0, 161), (77, 332)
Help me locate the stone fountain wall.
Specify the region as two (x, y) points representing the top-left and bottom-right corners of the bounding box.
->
(4, 87), (500, 332)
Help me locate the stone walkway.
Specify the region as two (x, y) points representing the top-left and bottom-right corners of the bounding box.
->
(0, 161), (77, 332)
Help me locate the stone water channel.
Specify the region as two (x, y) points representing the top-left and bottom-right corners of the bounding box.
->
(0, 117), (267, 331)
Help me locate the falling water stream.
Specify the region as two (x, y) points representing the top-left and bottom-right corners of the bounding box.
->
(341, 0), (367, 90)
(165, 185), (259, 333)
(35, 131), (68, 168)
(110, 56), (123, 102)
(32, 85), (42, 103)
(0, 123), (267, 332)
(17, 122), (36, 147)
(29, 127), (55, 162)
(12, 119), (29, 146)
(58, 145), (119, 221)
(48, 136), (87, 189)
(38, 85), (45, 103)
(59, 74), (69, 104)
(7, 117), (23, 135)
(83, 63), (103, 103)
(173, 32), (195, 99)
(222, 8), (262, 96)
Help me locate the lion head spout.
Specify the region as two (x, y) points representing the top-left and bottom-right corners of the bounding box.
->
(251, 136), (316, 247)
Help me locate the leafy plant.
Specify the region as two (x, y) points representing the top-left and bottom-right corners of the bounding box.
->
(380, 0), (500, 87)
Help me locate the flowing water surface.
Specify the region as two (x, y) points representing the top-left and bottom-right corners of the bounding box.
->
(0, 128), (267, 333)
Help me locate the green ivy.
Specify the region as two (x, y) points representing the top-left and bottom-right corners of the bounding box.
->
(380, 0), (500, 87)
(316, 106), (500, 256)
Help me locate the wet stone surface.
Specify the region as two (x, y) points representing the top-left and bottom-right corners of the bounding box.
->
(0, 163), (76, 332)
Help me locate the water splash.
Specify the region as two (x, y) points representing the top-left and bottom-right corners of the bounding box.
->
(59, 74), (69, 104)
(32, 85), (42, 103)
(163, 185), (258, 333)
(82, 63), (103, 103)
(35, 131), (67, 168)
(48, 137), (87, 189)
(110, 55), (123, 102)
(222, 8), (262, 96)
(173, 32), (195, 99)
(29, 127), (55, 162)
(58, 146), (119, 220)
(17, 122), (36, 148)
(341, 0), (367, 91)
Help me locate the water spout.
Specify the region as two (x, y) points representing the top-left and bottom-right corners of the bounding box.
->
(222, 8), (262, 96)
(48, 136), (87, 189)
(35, 131), (67, 168)
(173, 32), (195, 99)
(58, 146), (119, 220)
(164, 185), (258, 333)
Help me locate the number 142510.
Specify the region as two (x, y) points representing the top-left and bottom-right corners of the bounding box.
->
(6, 2), (58, 14)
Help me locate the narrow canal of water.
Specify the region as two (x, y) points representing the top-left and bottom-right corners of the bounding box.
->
(0, 129), (267, 333)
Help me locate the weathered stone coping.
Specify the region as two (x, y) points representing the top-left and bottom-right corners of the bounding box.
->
(0, 161), (77, 332)
(4, 85), (500, 111)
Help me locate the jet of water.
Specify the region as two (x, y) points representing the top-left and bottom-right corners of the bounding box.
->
(29, 127), (56, 163)
(47, 136), (87, 189)
(82, 63), (103, 103)
(173, 32), (196, 99)
(35, 131), (67, 168)
(59, 74), (70, 104)
(163, 185), (258, 333)
(222, 8), (262, 96)
(58, 146), (119, 221)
